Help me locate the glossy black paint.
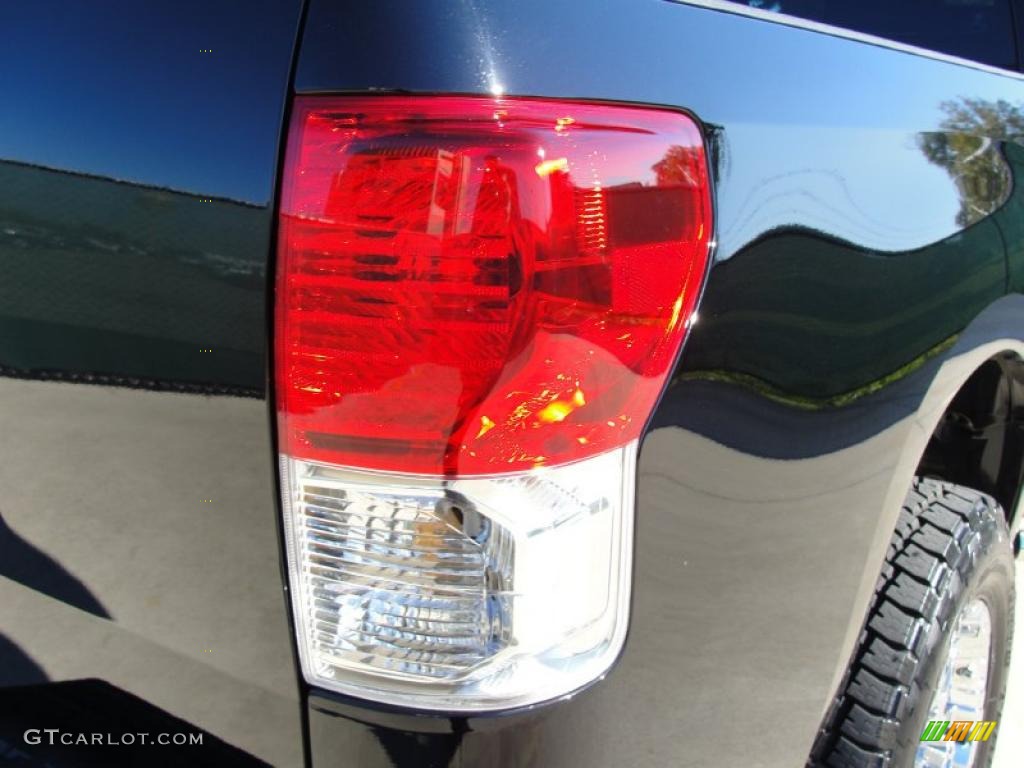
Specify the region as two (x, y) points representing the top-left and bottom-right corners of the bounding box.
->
(0, 1), (305, 766)
(0, 0), (301, 391)
(1, 0), (1023, 767)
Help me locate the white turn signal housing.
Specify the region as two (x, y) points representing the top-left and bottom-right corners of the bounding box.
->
(280, 444), (635, 710)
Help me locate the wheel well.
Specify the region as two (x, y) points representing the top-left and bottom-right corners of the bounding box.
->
(918, 351), (1024, 522)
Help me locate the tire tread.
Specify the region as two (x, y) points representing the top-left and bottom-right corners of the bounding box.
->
(810, 478), (1005, 766)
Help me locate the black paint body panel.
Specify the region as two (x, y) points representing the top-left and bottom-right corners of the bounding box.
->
(0, 1), (304, 766)
(0, 0), (297, 392)
(1, 0), (1023, 766)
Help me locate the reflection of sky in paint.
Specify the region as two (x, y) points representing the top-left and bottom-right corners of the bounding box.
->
(0, 0), (299, 204)
(715, 124), (965, 256)
(4, 0), (1005, 251)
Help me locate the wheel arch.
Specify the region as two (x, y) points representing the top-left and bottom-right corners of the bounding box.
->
(821, 294), (1024, 741)
(880, 295), (1024, 557)
(917, 350), (1024, 523)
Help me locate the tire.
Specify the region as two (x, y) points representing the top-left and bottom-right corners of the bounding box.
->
(812, 478), (1015, 768)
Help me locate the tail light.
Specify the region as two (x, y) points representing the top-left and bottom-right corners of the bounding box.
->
(275, 96), (711, 710)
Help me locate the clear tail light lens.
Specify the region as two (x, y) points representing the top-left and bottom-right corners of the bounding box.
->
(276, 96), (711, 710)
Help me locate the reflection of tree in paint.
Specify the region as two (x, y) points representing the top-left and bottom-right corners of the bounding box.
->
(918, 98), (1023, 227)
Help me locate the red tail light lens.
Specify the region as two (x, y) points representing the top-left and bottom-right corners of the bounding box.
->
(276, 96), (711, 475)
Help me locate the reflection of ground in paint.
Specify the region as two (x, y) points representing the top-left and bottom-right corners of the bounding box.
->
(0, 160), (265, 391)
(991, 560), (1023, 768)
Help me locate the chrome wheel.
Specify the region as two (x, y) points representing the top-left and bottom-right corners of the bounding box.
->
(915, 598), (993, 768)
